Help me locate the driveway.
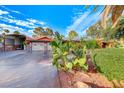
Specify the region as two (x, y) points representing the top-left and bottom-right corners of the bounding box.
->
(0, 51), (60, 88)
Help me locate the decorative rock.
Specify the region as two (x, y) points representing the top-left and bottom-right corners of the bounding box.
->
(74, 71), (93, 84)
(119, 80), (124, 88)
(88, 73), (114, 88)
(112, 80), (121, 88)
(74, 81), (90, 88)
(59, 70), (114, 88)
(58, 71), (74, 88)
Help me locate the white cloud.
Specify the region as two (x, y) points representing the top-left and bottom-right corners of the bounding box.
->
(0, 16), (36, 28)
(1, 6), (23, 15)
(28, 29), (33, 33)
(0, 6), (47, 36)
(0, 9), (9, 15)
(66, 9), (101, 36)
(66, 11), (90, 34)
(0, 15), (46, 29)
(12, 10), (21, 14)
(0, 23), (29, 35)
(8, 15), (14, 18)
(27, 18), (45, 25)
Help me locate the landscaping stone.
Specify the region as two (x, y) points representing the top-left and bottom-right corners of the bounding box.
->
(119, 80), (124, 88)
(58, 70), (74, 88)
(59, 70), (114, 88)
(112, 80), (124, 88)
(112, 80), (122, 88)
(73, 71), (92, 84)
(88, 73), (113, 88)
(73, 81), (90, 88)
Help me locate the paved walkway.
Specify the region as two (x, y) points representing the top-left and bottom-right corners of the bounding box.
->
(0, 51), (60, 88)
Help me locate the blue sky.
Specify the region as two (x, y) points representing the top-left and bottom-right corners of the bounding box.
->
(0, 5), (104, 37)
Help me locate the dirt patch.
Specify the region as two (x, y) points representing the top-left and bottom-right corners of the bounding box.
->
(58, 70), (114, 88)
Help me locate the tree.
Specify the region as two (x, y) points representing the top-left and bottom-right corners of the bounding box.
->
(13, 31), (20, 35)
(45, 28), (53, 36)
(68, 30), (78, 39)
(3, 29), (9, 34)
(87, 5), (124, 29)
(33, 27), (54, 38)
(101, 5), (124, 29)
(86, 19), (117, 40)
(86, 21), (103, 38)
(114, 16), (124, 39)
(33, 27), (44, 37)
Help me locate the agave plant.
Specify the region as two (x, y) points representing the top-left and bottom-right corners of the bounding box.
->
(50, 32), (88, 71)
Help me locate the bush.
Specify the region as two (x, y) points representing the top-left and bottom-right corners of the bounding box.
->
(114, 41), (123, 48)
(86, 39), (99, 49)
(50, 32), (88, 71)
(91, 48), (124, 80)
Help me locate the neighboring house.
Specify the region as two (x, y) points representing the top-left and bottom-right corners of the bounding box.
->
(26, 36), (53, 51)
(0, 34), (26, 51)
(0, 34), (53, 52)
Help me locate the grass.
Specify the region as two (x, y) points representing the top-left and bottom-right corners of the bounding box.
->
(91, 48), (124, 80)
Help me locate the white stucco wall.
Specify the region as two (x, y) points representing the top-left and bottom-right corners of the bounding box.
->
(32, 42), (52, 51)
(32, 42), (44, 50)
(15, 37), (21, 45)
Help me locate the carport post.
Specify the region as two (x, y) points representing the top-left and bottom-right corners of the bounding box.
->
(31, 42), (32, 53)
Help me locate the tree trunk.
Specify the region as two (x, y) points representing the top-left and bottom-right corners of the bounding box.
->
(101, 5), (112, 29)
(111, 6), (124, 28)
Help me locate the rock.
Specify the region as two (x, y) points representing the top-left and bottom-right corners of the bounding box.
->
(74, 71), (93, 83)
(74, 81), (90, 88)
(88, 73), (113, 88)
(59, 70), (74, 88)
(119, 80), (124, 88)
(112, 80), (121, 88)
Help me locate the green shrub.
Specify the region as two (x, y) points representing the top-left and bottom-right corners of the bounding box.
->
(114, 41), (123, 48)
(50, 32), (88, 71)
(91, 48), (124, 80)
(86, 39), (99, 49)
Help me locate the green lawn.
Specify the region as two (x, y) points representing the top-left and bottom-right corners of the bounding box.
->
(91, 48), (124, 80)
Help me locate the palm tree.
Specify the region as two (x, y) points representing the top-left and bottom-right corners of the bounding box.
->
(3, 29), (10, 34)
(13, 31), (20, 35)
(101, 5), (124, 29)
(87, 5), (124, 29)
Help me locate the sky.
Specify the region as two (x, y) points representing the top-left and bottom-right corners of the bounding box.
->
(0, 5), (104, 37)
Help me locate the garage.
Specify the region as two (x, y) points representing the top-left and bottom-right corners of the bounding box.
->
(26, 37), (53, 52)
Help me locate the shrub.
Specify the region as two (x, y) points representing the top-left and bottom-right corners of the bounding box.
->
(86, 39), (99, 49)
(50, 32), (88, 71)
(91, 48), (124, 80)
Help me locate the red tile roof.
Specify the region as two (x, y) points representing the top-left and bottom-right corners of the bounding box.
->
(26, 36), (53, 42)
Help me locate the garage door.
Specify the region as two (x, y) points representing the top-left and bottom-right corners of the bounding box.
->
(32, 42), (44, 51)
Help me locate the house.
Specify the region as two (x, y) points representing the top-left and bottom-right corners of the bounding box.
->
(26, 36), (53, 51)
(0, 34), (26, 51)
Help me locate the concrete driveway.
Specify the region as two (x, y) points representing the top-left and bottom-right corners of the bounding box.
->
(0, 51), (60, 88)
